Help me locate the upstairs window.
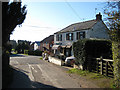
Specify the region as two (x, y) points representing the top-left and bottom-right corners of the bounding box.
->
(76, 32), (85, 40)
(66, 33), (74, 40)
(56, 34), (62, 41)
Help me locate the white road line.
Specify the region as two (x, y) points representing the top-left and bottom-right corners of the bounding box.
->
(37, 65), (62, 88)
(27, 63), (35, 81)
(31, 66), (37, 73)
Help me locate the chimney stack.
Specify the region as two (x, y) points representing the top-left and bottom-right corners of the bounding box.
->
(96, 12), (102, 21)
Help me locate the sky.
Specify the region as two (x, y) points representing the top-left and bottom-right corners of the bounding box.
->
(10, 1), (107, 42)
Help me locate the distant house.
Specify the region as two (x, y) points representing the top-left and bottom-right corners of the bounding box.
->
(40, 35), (54, 53)
(52, 13), (110, 57)
(33, 41), (41, 51)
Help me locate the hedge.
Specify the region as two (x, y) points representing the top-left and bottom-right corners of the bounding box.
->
(73, 39), (112, 70)
(28, 50), (42, 56)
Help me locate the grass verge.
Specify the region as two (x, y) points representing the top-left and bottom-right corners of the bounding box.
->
(39, 57), (43, 60)
(67, 68), (114, 88)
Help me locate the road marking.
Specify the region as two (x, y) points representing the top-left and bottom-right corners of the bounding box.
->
(27, 63), (35, 81)
(31, 66), (37, 73)
(37, 65), (62, 88)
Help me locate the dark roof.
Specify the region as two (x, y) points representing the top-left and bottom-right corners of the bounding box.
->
(41, 35), (54, 43)
(55, 19), (97, 34)
(34, 41), (40, 46)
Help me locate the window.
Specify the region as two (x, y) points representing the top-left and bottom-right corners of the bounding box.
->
(56, 34), (62, 41)
(76, 32), (85, 40)
(66, 33), (73, 40)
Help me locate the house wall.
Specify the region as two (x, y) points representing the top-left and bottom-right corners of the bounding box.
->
(34, 43), (38, 51)
(54, 30), (87, 46)
(40, 43), (43, 51)
(86, 21), (109, 39)
(43, 43), (49, 50)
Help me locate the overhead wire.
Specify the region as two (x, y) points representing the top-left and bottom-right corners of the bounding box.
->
(64, 0), (85, 21)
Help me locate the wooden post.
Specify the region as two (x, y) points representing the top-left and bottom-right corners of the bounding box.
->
(106, 61), (108, 76)
(97, 59), (99, 73)
(100, 57), (103, 75)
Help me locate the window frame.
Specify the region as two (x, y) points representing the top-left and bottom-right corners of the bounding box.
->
(66, 33), (74, 41)
(76, 31), (85, 40)
(56, 34), (62, 41)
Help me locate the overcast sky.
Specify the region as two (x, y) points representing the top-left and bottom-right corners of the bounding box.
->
(10, 1), (107, 42)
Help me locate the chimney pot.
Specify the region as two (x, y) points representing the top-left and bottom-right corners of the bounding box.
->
(96, 12), (102, 21)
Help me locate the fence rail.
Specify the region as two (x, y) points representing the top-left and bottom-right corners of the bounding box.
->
(95, 58), (113, 77)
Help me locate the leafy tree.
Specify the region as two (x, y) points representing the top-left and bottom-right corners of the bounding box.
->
(15, 43), (22, 53)
(15, 42), (30, 54)
(2, 1), (27, 88)
(104, 1), (120, 88)
(2, 1), (27, 47)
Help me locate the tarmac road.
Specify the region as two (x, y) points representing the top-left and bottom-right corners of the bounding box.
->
(9, 54), (82, 88)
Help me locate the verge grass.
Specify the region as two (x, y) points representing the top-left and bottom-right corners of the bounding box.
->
(39, 57), (43, 60)
(67, 68), (114, 88)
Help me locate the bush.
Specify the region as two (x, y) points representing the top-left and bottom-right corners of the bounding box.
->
(73, 39), (112, 70)
(24, 50), (28, 54)
(28, 50), (42, 56)
(34, 50), (42, 56)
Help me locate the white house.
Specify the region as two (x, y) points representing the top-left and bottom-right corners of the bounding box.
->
(52, 13), (110, 57)
(34, 41), (40, 51)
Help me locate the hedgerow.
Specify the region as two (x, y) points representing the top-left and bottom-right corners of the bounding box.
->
(73, 39), (112, 70)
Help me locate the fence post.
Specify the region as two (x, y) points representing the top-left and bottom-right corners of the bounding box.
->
(97, 59), (99, 73)
(100, 57), (103, 75)
(106, 61), (108, 76)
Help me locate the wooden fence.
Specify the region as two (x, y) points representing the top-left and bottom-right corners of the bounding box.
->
(95, 58), (114, 77)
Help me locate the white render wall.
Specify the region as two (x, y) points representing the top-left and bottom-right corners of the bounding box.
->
(34, 43), (38, 51)
(86, 21), (109, 39)
(54, 30), (87, 46)
(54, 21), (109, 46)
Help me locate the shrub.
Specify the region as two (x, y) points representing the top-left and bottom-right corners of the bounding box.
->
(73, 39), (112, 70)
(34, 50), (42, 56)
(24, 50), (28, 54)
(28, 50), (42, 56)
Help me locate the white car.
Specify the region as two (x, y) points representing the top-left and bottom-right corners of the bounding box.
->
(65, 56), (75, 66)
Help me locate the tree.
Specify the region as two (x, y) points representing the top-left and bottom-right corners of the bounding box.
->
(2, 1), (27, 47)
(15, 42), (30, 54)
(104, 1), (120, 88)
(2, 1), (27, 88)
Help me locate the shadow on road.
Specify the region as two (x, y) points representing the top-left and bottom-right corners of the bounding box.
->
(10, 54), (25, 57)
(7, 67), (63, 89)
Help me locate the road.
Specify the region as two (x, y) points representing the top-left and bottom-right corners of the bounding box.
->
(9, 54), (82, 88)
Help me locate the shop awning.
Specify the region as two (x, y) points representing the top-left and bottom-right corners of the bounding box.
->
(52, 45), (60, 50)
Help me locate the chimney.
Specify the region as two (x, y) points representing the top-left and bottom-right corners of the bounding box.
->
(96, 12), (102, 21)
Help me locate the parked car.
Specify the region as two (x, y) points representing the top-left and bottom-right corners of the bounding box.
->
(65, 56), (75, 66)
